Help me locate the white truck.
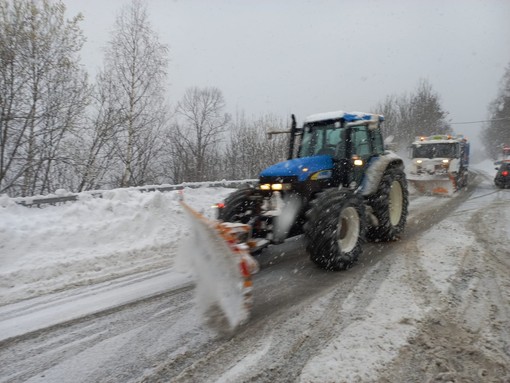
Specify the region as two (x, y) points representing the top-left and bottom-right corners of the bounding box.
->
(408, 134), (470, 196)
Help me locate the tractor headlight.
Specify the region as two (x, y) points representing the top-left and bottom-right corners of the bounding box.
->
(351, 155), (363, 166)
(259, 183), (291, 191)
(442, 159), (449, 163)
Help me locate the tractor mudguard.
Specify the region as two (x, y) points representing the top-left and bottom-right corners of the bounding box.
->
(360, 151), (405, 196)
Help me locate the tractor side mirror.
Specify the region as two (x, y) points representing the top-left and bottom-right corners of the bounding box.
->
(383, 135), (397, 151)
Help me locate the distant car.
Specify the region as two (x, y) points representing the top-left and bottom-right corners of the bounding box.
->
(494, 161), (510, 188)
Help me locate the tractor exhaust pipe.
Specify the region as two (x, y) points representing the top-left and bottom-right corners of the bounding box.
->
(288, 114), (297, 160)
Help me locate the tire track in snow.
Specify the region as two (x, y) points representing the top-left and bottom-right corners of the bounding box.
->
(379, 172), (510, 382)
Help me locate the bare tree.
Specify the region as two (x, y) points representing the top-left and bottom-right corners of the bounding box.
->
(99, 0), (169, 188)
(0, 0), (89, 196)
(373, 79), (450, 150)
(64, 72), (123, 192)
(410, 79), (450, 137)
(375, 93), (406, 145)
(172, 87), (230, 182)
(482, 63), (510, 159)
(224, 112), (288, 180)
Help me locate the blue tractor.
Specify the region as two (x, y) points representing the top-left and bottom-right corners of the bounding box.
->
(217, 111), (409, 270)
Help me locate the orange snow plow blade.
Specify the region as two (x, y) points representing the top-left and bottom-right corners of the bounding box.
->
(179, 200), (259, 330)
(408, 176), (456, 196)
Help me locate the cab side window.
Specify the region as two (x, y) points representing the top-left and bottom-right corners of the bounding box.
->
(328, 128), (347, 158)
(370, 128), (385, 154)
(352, 126), (371, 156)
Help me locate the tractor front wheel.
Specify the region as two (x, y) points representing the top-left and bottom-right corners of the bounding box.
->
(217, 185), (257, 224)
(304, 189), (366, 271)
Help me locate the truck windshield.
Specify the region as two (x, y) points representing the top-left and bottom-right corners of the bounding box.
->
(298, 122), (347, 158)
(412, 143), (458, 159)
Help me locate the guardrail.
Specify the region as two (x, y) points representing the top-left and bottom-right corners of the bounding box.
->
(12, 179), (258, 207)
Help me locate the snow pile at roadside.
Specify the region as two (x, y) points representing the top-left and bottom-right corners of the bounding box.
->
(0, 187), (233, 306)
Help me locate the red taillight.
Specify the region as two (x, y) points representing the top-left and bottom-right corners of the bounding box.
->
(217, 202), (225, 208)
(502, 170), (509, 177)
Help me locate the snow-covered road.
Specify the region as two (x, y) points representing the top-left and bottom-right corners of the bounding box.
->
(1, 161), (509, 382)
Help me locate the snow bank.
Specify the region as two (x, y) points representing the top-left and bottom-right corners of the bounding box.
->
(0, 187), (233, 305)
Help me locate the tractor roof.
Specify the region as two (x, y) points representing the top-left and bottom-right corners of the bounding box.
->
(304, 111), (384, 124)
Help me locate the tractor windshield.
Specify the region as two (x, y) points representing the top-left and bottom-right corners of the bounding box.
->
(298, 121), (347, 158)
(412, 143), (459, 159)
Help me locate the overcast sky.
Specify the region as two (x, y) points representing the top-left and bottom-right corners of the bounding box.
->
(63, 0), (510, 146)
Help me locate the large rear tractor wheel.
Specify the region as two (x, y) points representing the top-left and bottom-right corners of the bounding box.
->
(367, 167), (408, 242)
(304, 189), (366, 271)
(217, 185), (257, 224)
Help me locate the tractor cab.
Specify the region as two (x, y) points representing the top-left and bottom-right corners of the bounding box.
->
(298, 113), (385, 187)
(261, 111), (385, 196)
(298, 112), (385, 159)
